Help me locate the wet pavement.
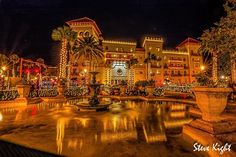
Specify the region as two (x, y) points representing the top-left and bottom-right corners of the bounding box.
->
(0, 100), (207, 157)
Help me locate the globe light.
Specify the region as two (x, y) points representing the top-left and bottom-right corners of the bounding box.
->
(200, 65), (205, 71)
(1, 66), (7, 71)
(221, 75), (225, 79)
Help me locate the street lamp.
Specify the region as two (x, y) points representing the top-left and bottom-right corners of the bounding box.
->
(2, 66), (7, 71)
(200, 65), (205, 71)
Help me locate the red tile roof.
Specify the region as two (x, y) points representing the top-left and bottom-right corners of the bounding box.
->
(176, 37), (200, 48)
(66, 17), (102, 35)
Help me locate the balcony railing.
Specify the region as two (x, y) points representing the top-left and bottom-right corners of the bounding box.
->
(168, 66), (184, 69)
(151, 65), (162, 68)
(171, 74), (182, 77)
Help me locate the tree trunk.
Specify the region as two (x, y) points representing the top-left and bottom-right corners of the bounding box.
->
(148, 62), (151, 80)
(12, 63), (15, 77)
(212, 53), (218, 83)
(231, 52), (236, 84)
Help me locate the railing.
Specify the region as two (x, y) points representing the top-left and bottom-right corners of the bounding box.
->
(151, 65), (162, 68)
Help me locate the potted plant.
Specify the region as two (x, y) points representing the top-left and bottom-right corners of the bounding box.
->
(193, 72), (232, 122)
(194, 0), (236, 122)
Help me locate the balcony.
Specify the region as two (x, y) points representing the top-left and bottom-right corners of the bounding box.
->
(151, 65), (162, 68)
(168, 66), (184, 69)
(105, 54), (132, 61)
(171, 74), (182, 77)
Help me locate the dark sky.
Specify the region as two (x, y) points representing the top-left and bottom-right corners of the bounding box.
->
(0, 0), (224, 65)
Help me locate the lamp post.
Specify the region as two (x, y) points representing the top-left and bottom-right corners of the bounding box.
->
(200, 65), (205, 71)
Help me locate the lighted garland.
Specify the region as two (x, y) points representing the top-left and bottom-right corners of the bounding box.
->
(153, 87), (164, 97)
(64, 87), (83, 98)
(29, 89), (58, 98)
(38, 89), (58, 97)
(0, 90), (19, 101)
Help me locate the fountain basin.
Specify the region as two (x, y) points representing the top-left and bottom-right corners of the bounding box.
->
(75, 102), (111, 112)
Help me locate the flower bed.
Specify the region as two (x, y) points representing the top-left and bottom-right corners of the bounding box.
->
(39, 89), (58, 97)
(0, 90), (19, 101)
(29, 88), (58, 98)
(64, 87), (83, 98)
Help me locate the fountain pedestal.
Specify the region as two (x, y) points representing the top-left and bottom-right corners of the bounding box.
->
(76, 71), (111, 111)
(15, 83), (30, 105)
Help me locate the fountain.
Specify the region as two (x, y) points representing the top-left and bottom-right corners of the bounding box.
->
(75, 71), (111, 111)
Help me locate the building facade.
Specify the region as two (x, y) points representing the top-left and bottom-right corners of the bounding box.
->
(65, 17), (203, 85)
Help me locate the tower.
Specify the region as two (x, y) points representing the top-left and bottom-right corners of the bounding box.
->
(142, 36), (164, 81)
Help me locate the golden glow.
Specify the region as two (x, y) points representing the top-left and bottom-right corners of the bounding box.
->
(56, 118), (68, 154)
(200, 65), (205, 71)
(67, 139), (78, 150)
(59, 40), (67, 78)
(142, 36), (163, 47)
(103, 40), (136, 45)
(0, 112), (3, 121)
(84, 69), (87, 73)
(1, 66), (7, 71)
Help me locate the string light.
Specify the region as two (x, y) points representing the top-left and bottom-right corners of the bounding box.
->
(59, 40), (67, 78)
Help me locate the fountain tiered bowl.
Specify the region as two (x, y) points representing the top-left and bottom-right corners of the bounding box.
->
(75, 71), (111, 112)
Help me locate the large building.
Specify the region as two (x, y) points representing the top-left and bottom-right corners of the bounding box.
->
(64, 17), (203, 85)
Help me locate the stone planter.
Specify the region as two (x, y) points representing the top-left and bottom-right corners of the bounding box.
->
(192, 87), (232, 122)
(58, 85), (66, 96)
(146, 86), (155, 96)
(16, 84), (30, 98)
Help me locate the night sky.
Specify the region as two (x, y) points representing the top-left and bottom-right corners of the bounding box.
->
(0, 0), (224, 65)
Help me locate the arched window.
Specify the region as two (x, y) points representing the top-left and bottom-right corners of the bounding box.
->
(84, 31), (90, 37)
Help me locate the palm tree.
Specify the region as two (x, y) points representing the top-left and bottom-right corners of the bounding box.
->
(199, 0), (236, 84)
(0, 54), (9, 65)
(51, 25), (77, 79)
(9, 54), (19, 77)
(127, 58), (138, 85)
(128, 58), (139, 68)
(144, 52), (160, 80)
(73, 35), (104, 78)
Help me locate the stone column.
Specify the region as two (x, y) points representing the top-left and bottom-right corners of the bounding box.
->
(16, 84), (30, 99)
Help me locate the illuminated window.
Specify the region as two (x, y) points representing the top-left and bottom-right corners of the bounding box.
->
(79, 31), (83, 37)
(84, 31), (89, 37)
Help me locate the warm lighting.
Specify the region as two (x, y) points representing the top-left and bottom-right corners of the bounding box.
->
(1, 66), (7, 71)
(200, 65), (205, 71)
(0, 112), (3, 121)
(221, 75), (225, 79)
(84, 69), (87, 73)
